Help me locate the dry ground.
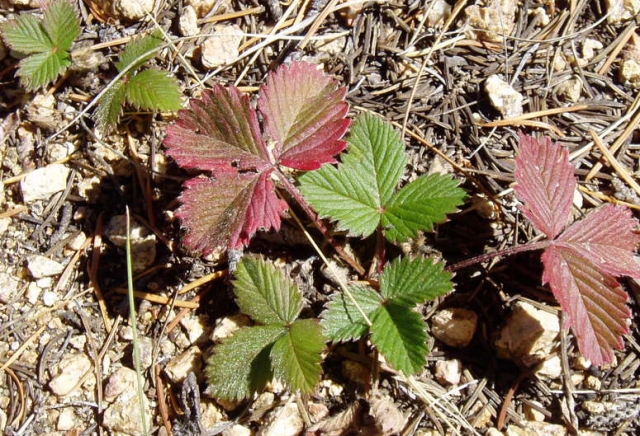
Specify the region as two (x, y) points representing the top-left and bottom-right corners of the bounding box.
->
(1, 0), (640, 435)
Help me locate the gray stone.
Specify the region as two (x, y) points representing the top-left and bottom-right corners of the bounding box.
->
(20, 164), (70, 202)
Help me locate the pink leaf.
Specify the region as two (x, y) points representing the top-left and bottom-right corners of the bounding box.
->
(176, 172), (287, 253)
(556, 204), (640, 277)
(165, 85), (269, 173)
(258, 62), (350, 170)
(514, 133), (576, 239)
(542, 245), (630, 365)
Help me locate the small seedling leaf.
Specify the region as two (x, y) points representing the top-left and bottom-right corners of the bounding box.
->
(382, 173), (466, 243)
(514, 133), (576, 239)
(1, 14), (52, 54)
(126, 69), (182, 112)
(380, 256), (453, 306)
(234, 255), (303, 326)
(271, 319), (325, 393)
(542, 245), (630, 366)
(42, 0), (80, 51)
(370, 303), (429, 374)
(95, 80), (127, 132)
(175, 173), (287, 253)
(205, 325), (284, 401)
(116, 30), (163, 73)
(321, 284), (383, 341)
(258, 62), (350, 170)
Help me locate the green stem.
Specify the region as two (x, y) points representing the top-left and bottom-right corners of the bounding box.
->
(446, 240), (551, 272)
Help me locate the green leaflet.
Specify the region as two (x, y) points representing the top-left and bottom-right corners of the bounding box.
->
(116, 30), (163, 73)
(206, 256), (325, 399)
(298, 113), (466, 243)
(126, 70), (182, 111)
(94, 80), (127, 132)
(42, 0), (80, 51)
(380, 256), (453, 306)
(321, 284), (382, 341)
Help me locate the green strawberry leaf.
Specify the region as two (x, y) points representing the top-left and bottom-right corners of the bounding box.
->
(370, 303), (429, 375)
(271, 319), (325, 393)
(234, 255), (303, 326)
(116, 30), (163, 73)
(299, 113), (466, 244)
(125, 69), (182, 112)
(205, 325), (284, 401)
(380, 256), (453, 306)
(95, 80), (127, 132)
(1, 14), (52, 54)
(18, 50), (68, 89)
(321, 284), (383, 341)
(42, 0), (80, 51)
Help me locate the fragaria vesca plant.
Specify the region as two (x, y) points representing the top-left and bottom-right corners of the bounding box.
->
(513, 133), (640, 365)
(0, 0), (80, 89)
(95, 30), (182, 132)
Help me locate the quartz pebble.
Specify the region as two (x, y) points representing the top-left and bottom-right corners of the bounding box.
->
(179, 5), (199, 37)
(164, 346), (202, 383)
(257, 401), (304, 436)
(49, 353), (92, 396)
(605, 0), (640, 23)
(0, 272), (20, 304)
(201, 24), (243, 68)
(465, 0), (517, 42)
(113, 0), (155, 21)
(435, 359), (462, 385)
(485, 75), (523, 118)
(431, 308), (478, 347)
(21, 164), (70, 202)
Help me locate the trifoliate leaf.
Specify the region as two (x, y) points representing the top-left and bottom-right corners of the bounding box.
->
(380, 256), (453, 306)
(271, 319), (325, 393)
(42, 0), (80, 52)
(95, 80), (127, 132)
(234, 255), (303, 326)
(1, 14), (52, 54)
(382, 173), (466, 243)
(125, 69), (182, 112)
(206, 325), (284, 401)
(299, 114), (466, 243)
(257, 62), (350, 170)
(321, 285), (383, 341)
(18, 50), (68, 90)
(116, 30), (163, 73)
(370, 303), (429, 375)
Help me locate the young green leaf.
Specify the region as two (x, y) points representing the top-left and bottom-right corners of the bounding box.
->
(94, 80), (127, 132)
(42, 0), (80, 52)
(321, 284), (383, 341)
(298, 114), (466, 244)
(234, 255), (302, 326)
(18, 50), (67, 90)
(125, 69), (182, 112)
(205, 325), (284, 401)
(270, 319), (325, 393)
(1, 14), (52, 54)
(370, 303), (429, 374)
(116, 30), (163, 73)
(380, 256), (453, 306)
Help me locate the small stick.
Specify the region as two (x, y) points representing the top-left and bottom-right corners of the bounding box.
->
(112, 288), (200, 309)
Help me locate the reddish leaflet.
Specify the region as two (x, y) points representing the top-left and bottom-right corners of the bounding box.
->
(514, 133), (640, 365)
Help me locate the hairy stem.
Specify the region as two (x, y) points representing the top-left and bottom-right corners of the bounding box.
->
(446, 240), (551, 272)
(275, 170), (366, 276)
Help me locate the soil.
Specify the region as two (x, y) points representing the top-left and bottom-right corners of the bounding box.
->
(1, 0), (640, 435)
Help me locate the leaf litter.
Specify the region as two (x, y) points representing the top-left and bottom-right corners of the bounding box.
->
(1, 0), (640, 435)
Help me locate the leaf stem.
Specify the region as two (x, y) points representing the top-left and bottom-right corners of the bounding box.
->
(274, 170), (366, 276)
(446, 240), (551, 272)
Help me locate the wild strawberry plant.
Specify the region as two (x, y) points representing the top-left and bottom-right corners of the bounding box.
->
(1, 0), (80, 89)
(513, 133), (640, 365)
(95, 30), (182, 132)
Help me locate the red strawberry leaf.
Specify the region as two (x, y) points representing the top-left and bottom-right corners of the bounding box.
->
(556, 204), (640, 277)
(257, 62), (350, 170)
(514, 133), (576, 239)
(176, 172), (287, 252)
(165, 85), (269, 173)
(542, 244), (631, 365)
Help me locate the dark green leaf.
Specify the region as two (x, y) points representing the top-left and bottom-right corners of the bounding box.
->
(271, 319), (325, 393)
(1, 14), (52, 54)
(95, 80), (127, 132)
(370, 303), (429, 375)
(42, 0), (80, 51)
(125, 69), (182, 112)
(205, 325), (284, 401)
(116, 30), (163, 73)
(321, 284), (382, 341)
(381, 256), (453, 306)
(18, 50), (68, 89)
(234, 255), (303, 326)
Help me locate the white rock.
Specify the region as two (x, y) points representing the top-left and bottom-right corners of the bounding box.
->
(431, 308), (478, 347)
(556, 76), (582, 102)
(465, 0), (517, 42)
(164, 346), (202, 383)
(188, 0), (222, 17)
(582, 39), (603, 61)
(21, 164), (70, 202)
(0, 217), (9, 234)
(426, 0), (451, 26)
(0, 408), (6, 435)
(201, 24), (244, 69)
(585, 375), (601, 390)
(26, 282), (41, 305)
(535, 355), (562, 380)
(495, 302), (560, 368)
(523, 400), (546, 422)
(105, 215), (156, 272)
(212, 314), (251, 342)
(257, 401), (304, 436)
(222, 424), (251, 436)
(573, 355), (591, 371)
(56, 408), (76, 431)
(200, 400), (225, 430)
(67, 232), (88, 251)
(0, 272), (20, 304)
(180, 313), (207, 344)
(486, 429), (503, 436)
(27, 255), (64, 279)
(620, 59), (640, 88)
(179, 5), (199, 37)
(49, 353), (92, 396)
(76, 176), (101, 203)
(104, 367), (137, 402)
(42, 290), (58, 307)
(606, 0), (640, 23)
(369, 394), (407, 434)
(506, 421), (567, 436)
(485, 75), (523, 118)
(435, 359), (462, 385)
(103, 390), (151, 435)
(113, 0), (155, 21)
